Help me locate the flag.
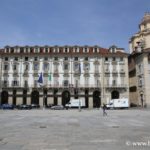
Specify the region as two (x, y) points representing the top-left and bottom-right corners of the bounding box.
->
(37, 72), (43, 86)
(48, 73), (51, 81)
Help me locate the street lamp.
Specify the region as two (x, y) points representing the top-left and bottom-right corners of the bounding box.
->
(43, 93), (47, 109)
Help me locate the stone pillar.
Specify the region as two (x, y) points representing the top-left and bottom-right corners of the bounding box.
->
(8, 97), (13, 105)
(47, 97), (53, 104)
(17, 97), (23, 105)
(58, 97), (62, 105)
(27, 97), (31, 105)
(39, 97), (43, 106)
(88, 97), (93, 109)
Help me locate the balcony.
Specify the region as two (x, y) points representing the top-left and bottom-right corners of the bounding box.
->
(105, 84), (127, 89)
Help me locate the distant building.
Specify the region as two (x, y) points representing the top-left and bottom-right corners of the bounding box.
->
(0, 45), (129, 108)
(129, 13), (150, 107)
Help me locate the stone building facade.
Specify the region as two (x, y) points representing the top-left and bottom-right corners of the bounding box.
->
(0, 45), (129, 108)
(129, 13), (150, 107)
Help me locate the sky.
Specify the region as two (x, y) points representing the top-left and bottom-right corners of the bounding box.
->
(0, 0), (150, 52)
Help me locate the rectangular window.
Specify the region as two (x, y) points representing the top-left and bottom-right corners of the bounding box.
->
(74, 57), (78, 61)
(5, 57), (8, 61)
(25, 57), (28, 61)
(64, 57), (68, 61)
(64, 80), (69, 87)
(64, 64), (69, 70)
(34, 57), (38, 61)
(113, 57), (116, 61)
(4, 65), (8, 70)
(14, 57), (18, 61)
(105, 57), (108, 61)
(43, 63), (49, 70)
(34, 64), (39, 70)
(13, 65), (17, 70)
(85, 57), (88, 61)
(25, 64), (29, 71)
(54, 57), (58, 61)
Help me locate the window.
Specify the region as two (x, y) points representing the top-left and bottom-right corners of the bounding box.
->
(25, 64), (29, 71)
(34, 64), (39, 70)
(54, 57), (58, 61)
(24, 80), (28, 87)
(64, 64), (69, 70)
(64, 80), (69, 87)
(64, 57), (68, 61)
(85, 57), (88, 61)
(113, 57), (116, 61)
(44, 57), (48, 61)
(5, 57), (8, 61)
(45, 48), (48, 53)
(112, 80), (116, 86)
(84, 63), (90, 71)
(20, 47), (24, 53)
(34, 57), (38, 61)
(12, 80), (18, 86)
(74, 57), (78, 61)
(25, 57), (28, 61)
(4, 65), (8, 70)
(14, 57), (18, 61)
(120, 57), (123, 61)
(4, 80), (8, 87)
(105, 57), (108, 61)
(13, 64), (17, 70)
(11, 48), (14, 53)
(65, 48), (68, 53)
(43, 63), (49, 70)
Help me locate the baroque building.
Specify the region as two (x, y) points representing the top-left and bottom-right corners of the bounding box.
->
(0, 45), (129, 108)
(129, 13), (150, 107)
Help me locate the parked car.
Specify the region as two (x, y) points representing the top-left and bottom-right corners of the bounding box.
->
(2, 104), (14, 110)
(31, 104), (40, 109)
(17, 104), (32, 110)
(46, 104), (54, 108)
(51, 105), (64, 110)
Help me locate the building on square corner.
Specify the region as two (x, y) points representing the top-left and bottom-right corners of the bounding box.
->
(0, 45), (129, 108)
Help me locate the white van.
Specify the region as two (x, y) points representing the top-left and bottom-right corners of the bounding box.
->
(106, 98), (129, 109)
(65, 98), (85, 108)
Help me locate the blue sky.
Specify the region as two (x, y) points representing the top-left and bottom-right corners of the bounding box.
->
(0, 0), (149, 52)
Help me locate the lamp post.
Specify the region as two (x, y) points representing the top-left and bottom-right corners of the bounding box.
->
(43, 93), (47, 109)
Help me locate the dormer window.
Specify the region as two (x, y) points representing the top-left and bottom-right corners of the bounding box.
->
(20, 47), (24, 53)
(74, 47), (79, 53)
(11, 48), (14, 53)
(83, 47), (89, 53)
(45, 48), (49, 53)
(64, 47), (69, 53)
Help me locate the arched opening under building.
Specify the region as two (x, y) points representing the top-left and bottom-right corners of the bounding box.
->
(13, 90), (17, 105)
(93, 90), (101, 108)
(111, 90), (119, 99)
(1, 91), (9, 104)
(53, 89), (58, 105)
(85, 89), (89, 108)
(62, 90), (70, 106)
(31, 90), (39, 105)
(43, 89), (47, 106)
(23, 89), (27, 105)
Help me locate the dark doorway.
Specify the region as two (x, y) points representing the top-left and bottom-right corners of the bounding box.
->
(62, 90), (70, 106)
(43, 89), (47, 106)
(53, 89), (58, 105)
(31, 90), (39, 104)
(1, 91), (9, 104)
(23, 90), (27, 104)
(111, 90), (119, 99)
(13, 90), (17, 105)
(93, 90), (101, 108)
(85, 89), (89, 108)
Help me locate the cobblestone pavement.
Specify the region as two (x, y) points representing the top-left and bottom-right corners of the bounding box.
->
(0, 108), (150, 150)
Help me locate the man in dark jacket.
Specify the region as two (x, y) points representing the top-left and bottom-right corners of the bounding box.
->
(102, 103), (107, 116)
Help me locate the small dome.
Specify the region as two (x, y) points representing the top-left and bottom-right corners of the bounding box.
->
(140, 12), (150, 25)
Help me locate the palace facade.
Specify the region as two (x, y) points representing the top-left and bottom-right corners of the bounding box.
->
(0, 45), (129, 108)
(129, 13), (150, 107)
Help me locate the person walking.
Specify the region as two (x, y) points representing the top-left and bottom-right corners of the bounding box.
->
(102, 103), (107, 116)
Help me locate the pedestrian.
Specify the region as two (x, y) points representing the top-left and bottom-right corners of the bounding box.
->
(102, 103), (107, 116)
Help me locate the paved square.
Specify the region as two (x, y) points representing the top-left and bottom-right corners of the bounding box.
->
(0, 108), (150, 150)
